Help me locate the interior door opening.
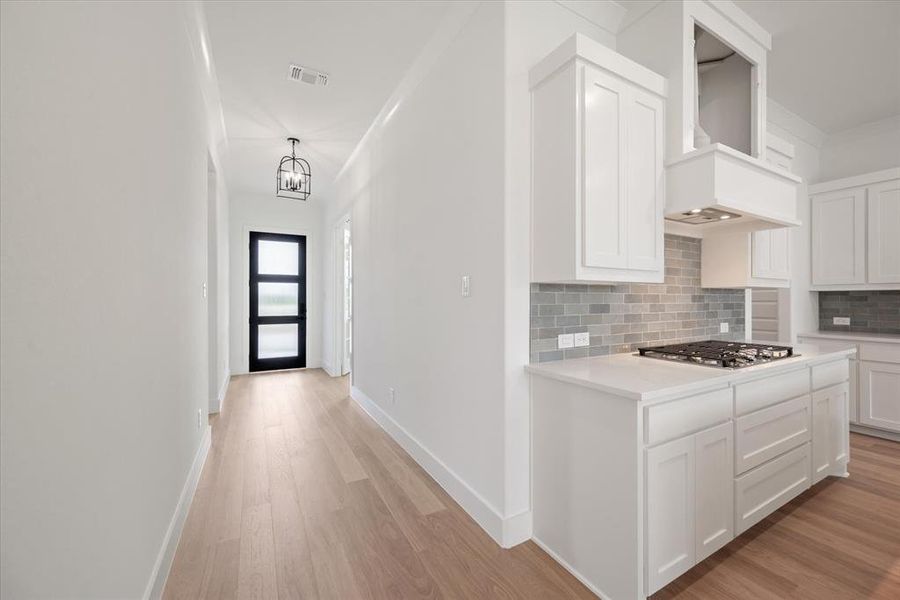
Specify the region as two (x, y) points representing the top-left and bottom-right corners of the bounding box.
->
(341, 219), (352, 376)
(249, 231), (306, 372)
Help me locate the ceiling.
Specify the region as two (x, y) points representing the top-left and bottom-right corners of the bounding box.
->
(205, 1), (451, 202)
(207, 0), (900, 202)
(732, 0), (900, 134)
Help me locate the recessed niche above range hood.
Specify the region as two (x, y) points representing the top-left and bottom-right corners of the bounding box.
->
(665, 143), (802, 233)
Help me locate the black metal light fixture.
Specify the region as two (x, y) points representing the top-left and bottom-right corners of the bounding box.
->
(276, 137), (311, 200)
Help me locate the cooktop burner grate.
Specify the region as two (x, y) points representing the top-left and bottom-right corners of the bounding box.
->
(637, 340), (794, 369)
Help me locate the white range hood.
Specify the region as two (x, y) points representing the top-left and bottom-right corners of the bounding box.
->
(665, 143), (802, 234)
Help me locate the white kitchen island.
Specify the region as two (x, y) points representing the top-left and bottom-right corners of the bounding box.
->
(526, 344), (855, 600)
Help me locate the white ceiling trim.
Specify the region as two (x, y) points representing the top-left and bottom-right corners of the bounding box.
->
(767, 98), (827, 149)
(333, 1), (480, 187)
(554, 0), (627, 35)
(826, 115), (900, 144)
(706, 0), (771, 50)
(616, 1), (663, 35)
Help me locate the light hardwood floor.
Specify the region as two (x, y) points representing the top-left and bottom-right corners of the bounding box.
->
(165, 369), (900, 599)
(163, 369), (594, 600)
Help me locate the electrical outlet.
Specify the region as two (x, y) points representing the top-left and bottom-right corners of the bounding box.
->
(202, 282), (208, 299)
(558, 333), (575, 349)
(720, 322), (729, 333)
(389, 387), (396, 405)
(197, 408), (203, 429)
(574, 331), (590, 347)
(833, 317), (851, 326)
(460, 275), (471, 297)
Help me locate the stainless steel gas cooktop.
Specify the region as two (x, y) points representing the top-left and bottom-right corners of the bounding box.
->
(637, 340), (794, 369)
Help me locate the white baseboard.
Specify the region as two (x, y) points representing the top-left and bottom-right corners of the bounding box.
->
(322, 360), (339, 378)
(143, 426), (212, 600)
(850, 423), (900, 442)
(210, 373), (230, 414)
(349, 385), (531, 548)
(532, 536), (611, 599)
(503, 508), (533, 547)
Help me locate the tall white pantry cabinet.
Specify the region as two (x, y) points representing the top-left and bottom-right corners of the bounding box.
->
(530, 35), (667, 284)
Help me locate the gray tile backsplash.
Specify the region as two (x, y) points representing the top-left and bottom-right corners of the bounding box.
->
(818, 291), (900, 334)
(530, 234), (745, 363)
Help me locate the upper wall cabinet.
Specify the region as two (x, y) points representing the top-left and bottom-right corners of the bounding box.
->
(810, 168), (900, 290)
(617, 1), (800, 233)
(530, 35), (667, 283)
(867, 179), (900, 284)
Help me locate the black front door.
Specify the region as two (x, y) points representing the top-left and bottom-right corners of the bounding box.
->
(249, 231), (306, 372)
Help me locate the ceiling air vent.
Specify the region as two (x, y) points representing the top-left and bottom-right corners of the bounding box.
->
(287, 64), (329, 86)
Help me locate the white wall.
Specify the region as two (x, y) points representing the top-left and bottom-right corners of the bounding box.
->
(229, 192), (322, 373)
(336, 0), (509, 525)
(321, 0), (621, 546)
(819, 115), (900, 181)
(1, 2), (218, 597)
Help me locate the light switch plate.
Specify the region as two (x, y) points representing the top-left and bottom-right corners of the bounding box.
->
(461, 275), (471, 297)
(720, 322), (729, 333)
(558, 333), (575, 349)
(833, 317), (850, 326)
(574, 332), (590, 347)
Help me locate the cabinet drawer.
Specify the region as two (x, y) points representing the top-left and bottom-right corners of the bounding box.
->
(644, 388), (732, 446)
(735, 368), (809, 416)
(734, 442), (811, 535)
(812, 359), (849, 390)
(859, 342), (900, 364)
(735, 395), (811, 474)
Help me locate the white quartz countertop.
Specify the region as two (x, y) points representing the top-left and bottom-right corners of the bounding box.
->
(798, 330), (900, 345)
(525, 343), (855, 402)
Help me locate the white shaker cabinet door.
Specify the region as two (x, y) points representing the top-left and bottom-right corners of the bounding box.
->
(694, 422), (734, 562)
(581, 65), (629, 270)
(812, 382), (849, 484)
(859, 361), (900, 433)
(811, 188), (866, 286)
(646, 436), (695, 594)
(581, 64), (665, 275)
(866, 180), (900, 284)
(751, 227), (790, 281)
(625, 84), (665, 273)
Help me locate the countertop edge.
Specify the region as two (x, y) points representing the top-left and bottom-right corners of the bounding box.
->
(798, 330), (900, 344)
(525, 348), (856, 402)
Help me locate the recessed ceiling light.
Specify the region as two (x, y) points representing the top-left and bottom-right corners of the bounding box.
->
(690, 208), (702, 214)
(720, 215), (731, 220)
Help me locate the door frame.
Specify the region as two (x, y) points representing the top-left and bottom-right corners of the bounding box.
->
(248, 231), (306, 372)
(241, 225), (315, 374)
(329, 212), (352, 378)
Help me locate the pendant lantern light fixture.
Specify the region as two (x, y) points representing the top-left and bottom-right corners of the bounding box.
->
(276, 137), (311, 200)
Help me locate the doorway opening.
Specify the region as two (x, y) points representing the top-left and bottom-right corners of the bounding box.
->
(248, 231), (307, 372)
(341, 219), (352, 376)
(331, 216), (352, 377)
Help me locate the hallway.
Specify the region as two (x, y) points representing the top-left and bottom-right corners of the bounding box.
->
(162, 370), (593, 599)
